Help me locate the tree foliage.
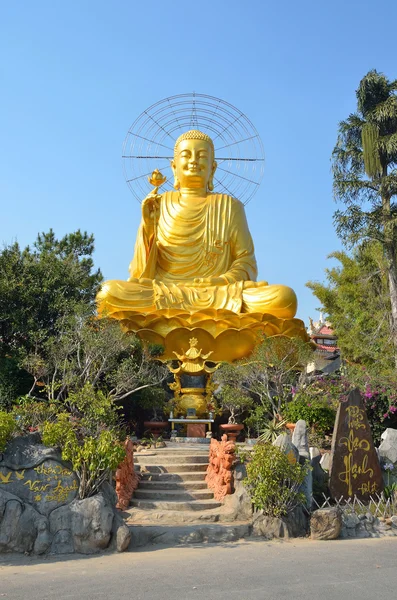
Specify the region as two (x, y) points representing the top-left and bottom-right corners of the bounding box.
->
(0, 229), (168, 419)
(284, 394), (336, 434)
(21, 309), (168, 403)
(332, 69), (397, 365)
(215, 336), (313, 426)
(0, 411), (16, 453)
(307, 241), (394, 369)
(41, 384), (125, 498)
(0, 356), (32, 411)
(0, 229), (103, 357)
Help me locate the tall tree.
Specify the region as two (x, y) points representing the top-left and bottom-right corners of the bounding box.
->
(0, 230), (102, 356)
(333, 70), (397, 365)
(307, 242), (394, 370)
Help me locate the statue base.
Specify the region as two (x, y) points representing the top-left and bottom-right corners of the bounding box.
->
(187, 423), (206, 438)
(119, 308), (308, 362)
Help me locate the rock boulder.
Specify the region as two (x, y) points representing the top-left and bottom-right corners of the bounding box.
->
(379, 428), (397, 465)
(310, 507), (342, 540)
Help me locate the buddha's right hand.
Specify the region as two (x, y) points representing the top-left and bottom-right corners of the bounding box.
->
(142, 192), (161, 230)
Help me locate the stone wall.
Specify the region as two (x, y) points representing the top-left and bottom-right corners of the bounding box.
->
(0, 434), (130, 555)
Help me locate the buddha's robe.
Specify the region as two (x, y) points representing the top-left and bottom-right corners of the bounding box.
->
(97, 192), (297, 318)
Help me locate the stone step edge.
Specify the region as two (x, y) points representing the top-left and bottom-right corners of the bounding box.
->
(135, 463), (209, 468)
(127, 522), (252, 547)
(123, 507), (238, 525)
(129, 498), (220, 505)
(127, 520), (251, 530)
(139, 481), (208, 487)
(135, 450), (210, 455)
(129, 500), (222, 511)
(138, 472), (208, 478)
(135, 454), (209, 458)
(134, 488), (212, 496)
(134, 456), (209, 467)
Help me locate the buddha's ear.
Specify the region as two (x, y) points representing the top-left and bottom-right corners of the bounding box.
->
(208, 160), (217, 192)
(171, 159), (180, 190)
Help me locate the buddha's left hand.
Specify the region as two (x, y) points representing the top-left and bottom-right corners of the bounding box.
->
(193, 276), (228, 286)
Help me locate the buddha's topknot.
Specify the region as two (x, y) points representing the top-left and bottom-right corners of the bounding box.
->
(174, 130), (215, 157)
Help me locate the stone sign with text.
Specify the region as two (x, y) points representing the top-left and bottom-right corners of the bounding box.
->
(0, 459), (78, 516)
(329, 388), (383, 501)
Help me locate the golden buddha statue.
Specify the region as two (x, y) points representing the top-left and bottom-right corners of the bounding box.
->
(98, 130), (297, 315)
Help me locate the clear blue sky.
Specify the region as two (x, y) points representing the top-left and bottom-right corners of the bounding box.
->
(2, 0), (397, 324)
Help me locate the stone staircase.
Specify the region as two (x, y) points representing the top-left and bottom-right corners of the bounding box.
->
(124, 444), (251, 546)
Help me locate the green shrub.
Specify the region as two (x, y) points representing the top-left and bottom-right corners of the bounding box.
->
(42, 414), (125, 499)
(0, 357), (32, 411)
(217, 384), (253, 424)
(257, 417), (288, 443)
(0, 412), (16, 452)
(12, 396), (60, 433)
(41, 384), (125, 498)
(284, 395), (336, 434)
(244, 405), (269, 438)
(244, 442), (307, 517)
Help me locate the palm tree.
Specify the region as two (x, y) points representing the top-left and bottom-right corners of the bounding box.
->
(333, 69), (397, 366)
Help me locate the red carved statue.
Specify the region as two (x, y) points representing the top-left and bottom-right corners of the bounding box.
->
(115, 438), (139, 510)
(205, 435), (236, 500)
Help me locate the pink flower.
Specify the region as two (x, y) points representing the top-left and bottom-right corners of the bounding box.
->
(383, 412), (389, 419)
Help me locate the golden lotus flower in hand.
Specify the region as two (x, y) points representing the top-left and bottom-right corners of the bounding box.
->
(148, 169), (166, 187)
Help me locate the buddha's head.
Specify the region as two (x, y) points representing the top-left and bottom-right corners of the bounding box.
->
(171, 130), (217, 192)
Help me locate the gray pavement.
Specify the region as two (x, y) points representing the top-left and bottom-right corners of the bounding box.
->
(1, 537), (397, 600)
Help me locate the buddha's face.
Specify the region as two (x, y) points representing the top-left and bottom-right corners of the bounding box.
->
(171, 138), (217, 190)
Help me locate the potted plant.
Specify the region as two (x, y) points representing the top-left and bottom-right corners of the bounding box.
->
(141, 388), (168, 439)
(244, 405), (270, 443)
(216, 385), (253, 441)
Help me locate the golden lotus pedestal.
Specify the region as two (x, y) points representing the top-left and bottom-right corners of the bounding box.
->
(119, 308), (308, 361)
(118, 308), (309, 418)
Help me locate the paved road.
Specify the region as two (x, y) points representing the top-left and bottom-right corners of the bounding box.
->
(1, 538), (397, 600)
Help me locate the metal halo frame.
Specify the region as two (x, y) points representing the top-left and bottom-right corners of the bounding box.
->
(122, 93), (265, 205)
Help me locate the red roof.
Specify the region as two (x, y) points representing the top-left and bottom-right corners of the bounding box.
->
(319, 325), (334, 335)
(316, 343), (339, 352)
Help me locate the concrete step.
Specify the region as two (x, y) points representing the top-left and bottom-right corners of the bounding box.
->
(138, 471), (207, 482)
(128, 522), (251, 547)
(135, 454), (209, 465)
(135, 463), (208, 474)
(124, 506), (239, 525)
(134, 488), (214, 501)
(139, 480), (207, 491)
(137, 447), (209, 454)
(129, 498), (222, 511)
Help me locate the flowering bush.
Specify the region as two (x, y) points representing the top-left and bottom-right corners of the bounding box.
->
(284, 394), (336, 434)
(286, 371), (397, 444)
(347, 368), (397, 444)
